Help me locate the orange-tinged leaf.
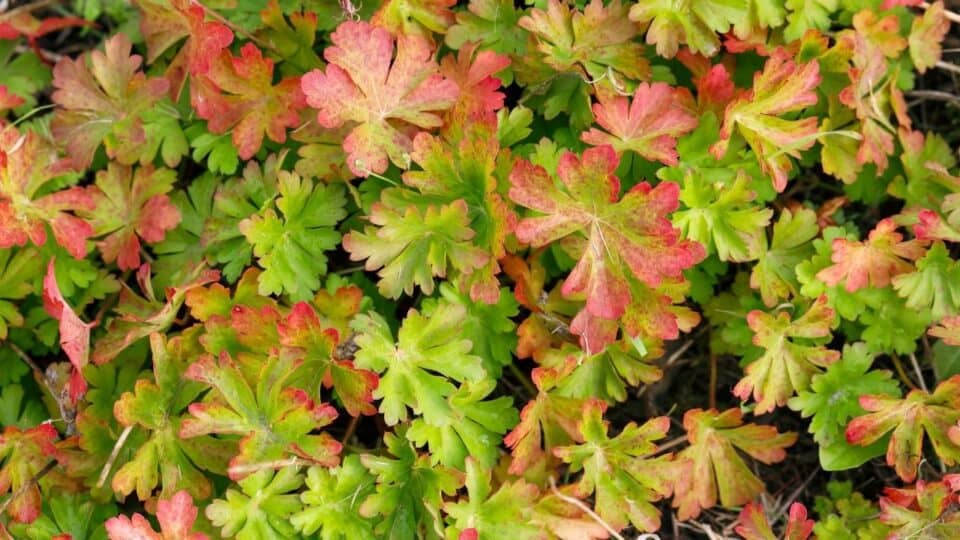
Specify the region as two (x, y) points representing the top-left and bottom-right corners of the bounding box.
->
(580, 82), (698, 165)
(192, 43), (305, 161)
(520, 0), (648, 81)
(0, 126), (94, 259)
(43, 259), (93, 403)
(929, 315), (960, 346)
(81, 164), (180, 270)
(0, 86), (24, 113)
(734, 296), (840, 414)
(735, 502), (813, 540)
(910, 2), (950, 74)
(504, 362), (585, 475)
(879, 478), (960, 538)
(847, 375), (960, 482)
(301, 21), (459, 177)
(0, 423), (58, 523)
(816, 218), (926, 292)
(51, 33), (170, 169)
(106, 490), (209, 540)
(711, 50), (821, 192)
(673, 408), (797, 520)
(279, 302), (379, 417)
(553, 399), (674, 532)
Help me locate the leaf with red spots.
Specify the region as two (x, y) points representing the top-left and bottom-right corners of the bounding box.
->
(192, 43), (305, 161)
(81, 164), (180, 271)
(301, 21), (459, 177)
(0, 126), (94, 259)
(673, 408), (797, 520)
(581, 83), (698, 165)
(106, 490), (209, 540)
(816, 218), (926, 292)
(711, 50), (821, 192)
(846, 375), (960, 482)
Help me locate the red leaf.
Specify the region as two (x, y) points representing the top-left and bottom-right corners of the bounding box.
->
(0, 423), (59, 524)
(192, 43), (305, 160)
(43, 259), (93, 402)
(439, 43), (510, 119)
(136, 0), (234, 98)
(81, 164), (180, 270)
(581, 82), (698, 165)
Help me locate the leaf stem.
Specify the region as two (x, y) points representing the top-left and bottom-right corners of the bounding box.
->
(96, 424), (133, 488)
(507, 362), (537, 398)
(909, 353), (929, 393)
(890, 353), (919, 391)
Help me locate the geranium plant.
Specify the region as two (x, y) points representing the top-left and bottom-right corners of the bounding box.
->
(1, 0), (960, 538)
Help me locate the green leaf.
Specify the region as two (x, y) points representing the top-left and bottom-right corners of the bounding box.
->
(751, 208), (819, 307)
(351, 301), (487, 426)
(789, 342), (901, 470)
(0, 384), (45, 429)
(893, 241), (960, 320)
(359, 429), (462, 540)
(290, 455), (376, 539)
(933, 340), (960, 382)
(443, 458), (543, 539)
(206, 467), (304, 540)
(239, 171), (346, 300)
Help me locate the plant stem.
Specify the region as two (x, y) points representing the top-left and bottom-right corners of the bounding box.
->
(890, 354), (919, 391)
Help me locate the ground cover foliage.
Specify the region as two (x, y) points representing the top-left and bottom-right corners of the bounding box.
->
(2, 0), (960, 538)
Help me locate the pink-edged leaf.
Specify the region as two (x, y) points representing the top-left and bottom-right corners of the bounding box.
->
(278, 302), (379, 417)
(509, 145), (704, 324)
(42, 259), (93, 402)
(816, 218), (926, 292)
(711, 50), (821, 192)
(847, 375), (960, 482)
(735, 502), (813, 540)
(734, 296), (840, 414)
(301, 21), (459, 177)
(581, 82), (698, 165)
(673, 408), (797, 520)
(106, 490), (209, 540)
